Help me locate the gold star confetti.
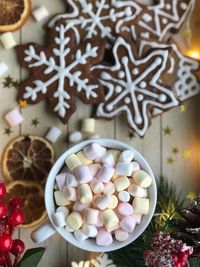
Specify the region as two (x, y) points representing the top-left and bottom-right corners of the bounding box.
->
(180, 103), (188, 112)
(3, 127), (13, 136)
(167, 157), (174, 165)
(128, 131), (135, 139)
(31, 118), (40, 127)
(163, 126), (173, 136)
(186, 192), (197, 201)
(172, 147), (179, 155)
(182, 29), (191, 39)
(183, 149), (191, 158)
(19, 100), (28, 108)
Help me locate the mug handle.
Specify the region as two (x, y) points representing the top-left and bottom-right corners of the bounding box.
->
(31, 220), (56, 243)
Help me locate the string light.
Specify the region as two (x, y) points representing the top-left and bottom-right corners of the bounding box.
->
(187, 50), (200, 60)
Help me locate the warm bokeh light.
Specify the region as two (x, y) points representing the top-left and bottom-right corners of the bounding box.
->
(187, 50), (200, 60)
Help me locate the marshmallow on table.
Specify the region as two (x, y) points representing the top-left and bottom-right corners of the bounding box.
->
(96, 228), (113, 246)
(75, 165), (92, 184)
(63, 186), (77, 201)
(68, 131), (83, 143)
(131, 162), (141, 174)
(0, 32), (17, 50)
(5, 109), (24, 127)
(108, 149), (121, 162)
(82, 224), (98, 238)
(120, 216), (136, 233)
(88, 163), (101, 177)
(54, 191), (71, 206)
(132, 197), (149, 215)
(117, 203), (134, 216)
(0, 62), (8, 76)
(32, 6), (49, 22)
(65, 154), (82, 171)
(118, 191), (130, 202)
(73, 202), (90, 212)
(128, 184), (147, 198)
(56, 206), (69, 217)
(96, 194), (112, 210)
(52, 211), (67, 228)
(90, 178), (104, 194)
(76, 151), (92, 165)
(114, 176), (130, 192)
(133, 170), (152, 188)
(66, 212), (83, 231)
(119, 150), (134, 163)
(115, 229), (129, 242)
(107, 195), (118, 209)
(74, 229), (88, 241)
(103, 182), (115, 195)
(97, 165), (115, 183)
(132, 213), (142, 224)
(66, 173), (78, 187)
(81, 118), (95, 133)
(45, 127), (61, 143)
(55, 173), (67, 191)
(84, 208), (99, 225)
(83, 143), (106, 160)
(116, 162), (133, 176)
(78, 184), (93, 205)
(101, 153), (115, 166)
(101, 209), (119, 232)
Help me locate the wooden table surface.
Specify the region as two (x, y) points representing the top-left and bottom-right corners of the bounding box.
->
(0, 0), (200, 266)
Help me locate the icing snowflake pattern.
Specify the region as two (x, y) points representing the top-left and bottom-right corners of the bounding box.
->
(95, 37), (179, 136)
(17, 21), (105, 123)
(122, 0), (195, 41)
(48, 0), (142, 43)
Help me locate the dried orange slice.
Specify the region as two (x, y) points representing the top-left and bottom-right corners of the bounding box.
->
(2, 135), (55, 184)
(6, 180), (47, 228)
(0, 0), (31, 32)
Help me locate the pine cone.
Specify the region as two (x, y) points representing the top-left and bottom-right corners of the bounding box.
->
(172, 195), (200, 258)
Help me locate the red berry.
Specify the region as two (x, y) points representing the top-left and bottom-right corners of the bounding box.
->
(11, 239), (25, 255)
(0, 234), (13, 252)
(9, 210), (25, 226)
(0, 183), (6, 198)
(0, 203), (6, 218)
(9, 197), (23, 210)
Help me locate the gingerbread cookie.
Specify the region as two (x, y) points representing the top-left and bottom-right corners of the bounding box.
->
(93, 36), (179, 137)
(48, 0), (142, 43)
(17, 19), (106, 123)
(121, 0), (195, 42)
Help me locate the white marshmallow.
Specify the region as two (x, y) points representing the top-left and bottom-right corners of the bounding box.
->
(0, 62), (8, 76)
(83, 143), (106, 160)
(5, 109), (24, 127)
(116, 162), (133, 176)
(103, 182), (115, 195)
(90, 178), (104, 194)
(84, 208), (99, 225)
(115, 229), (129, 242)
(0, 32), (17, 49)
(45, 127), (61, 143)
(32, 6), (49, 22)
(65, 173), (78, 187)
(128, 184), (147, 198)
(63, 186), (77, 201)
(51, 212), (66, 228)
(82, 224), (98, 237)
(132, 197), (149, 215)
(81, 118), (95, 133)
(108, 149), (121, 162)
(74, 229), (89, 241)
(54, 191), (71, 206)
(56, 207), (69, 217)
(101, 152), (116, 166)
(68, 131), (83, 143)
(119, 150), (134, 163)
(118, 191), (130, 202)
(96, 194), (112, 210)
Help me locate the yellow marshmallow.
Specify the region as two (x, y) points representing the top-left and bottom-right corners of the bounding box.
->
(132, 197), (149, 215)
(65, 154), (82, 171)
(101, 209), (119, 232)
(114, 176), (130, 192)
(81, 118), (95, 133)
(133, 170), (152, 188)
(111, 173), (120, 182)
(107, 149), (121, 162)
(76, 151), (93, 165)
(54, 191), (71, 206)
(107, 195), (118, 209)
(66, 212), (83, 231)
(78, 184), (93, 204)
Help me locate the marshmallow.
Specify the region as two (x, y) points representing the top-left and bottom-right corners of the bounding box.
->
(65, 154), (82, 171)
(88, 163), (101, 177)
(111, 173), (120, 182)
(103, 182), (115, 194)
(55, 173), (67, 190)
(68, 131), (83, 143)
(97, 165), (115, 183)
(132, 197), (149, 214)
(120, 216), (136, 233)
(83, 143), (106, 160)
(131, 162), (141, 174)
(92, 194), (101, 208)
(118, 191), (130, 202)
(107, 195), (118, 209)
(54, 191), (71, 206)
(114, 176), (130, 192)
(73, 202), (90, 212)
(101, 209), (119, 232)
(32, 6), (49, 22)
(117, 203), (133, 216)
(101, 153), (115, 166)
(115, 229), (129, 242)
(45, 127), (61, 143)
(78, 184), (93, 204)
(96, 194), (112, 210)
(132, 213), (142, 224)
(51, 212), (66, 228)
(56, 206), (69, 217)
(96, 213), (104, 227)
(0, 62), (8, 76)
(90, 178), (104, 194)
(74, 229), (88, 241)
(82, 224), (98, 237)
(116, 162), (133, 176)
(133, 170), (152, 188)
(128, 184), (147, 198)
(63, 186), (77, 201)
(108, 149), (121, 162)
(65, 223), (74, 232)
(96, 228), (113, 246)
(65, 173), (78, 187)
(0, 32), (17, 49)
(76, 151), (92, 165)
(5, 109), (24, 127)
(66, 212), (83, 231)
(84, 208), (99, 225)
(119, 150), (134, 163)
(75, 165), (92, 183)
(81, 118), (95, 133)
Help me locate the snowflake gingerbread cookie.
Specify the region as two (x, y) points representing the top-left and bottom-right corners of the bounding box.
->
(94, 35), (179, 137)
(48, 0), (142, 43)
(17, 20), (106, 123)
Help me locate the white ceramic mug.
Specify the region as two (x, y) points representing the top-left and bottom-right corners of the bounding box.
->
(31, 139), (157, 252)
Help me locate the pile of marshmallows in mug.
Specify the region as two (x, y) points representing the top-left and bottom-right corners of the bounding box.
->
(52, 143), (152, 246)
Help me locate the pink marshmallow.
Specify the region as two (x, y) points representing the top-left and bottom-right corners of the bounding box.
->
(63, 186), (77, 201)
(55, 173), (67, 190)
(120, 216), (136, 233)
(88, 163), (101, 177)
(90, 178), (104, 194)
(131, 162), (141, 175)
(73, 202), (90, 212)
(74, 165), (92, 184)
(103, 182), (115, 194)
(97, 165), (115, 183)
(117, 203), (134, 216)
(96, 228), (113, 246)
(83, 143), (106, 160)
(5, 109), (24, 127)
(115, 229), (129, 242)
